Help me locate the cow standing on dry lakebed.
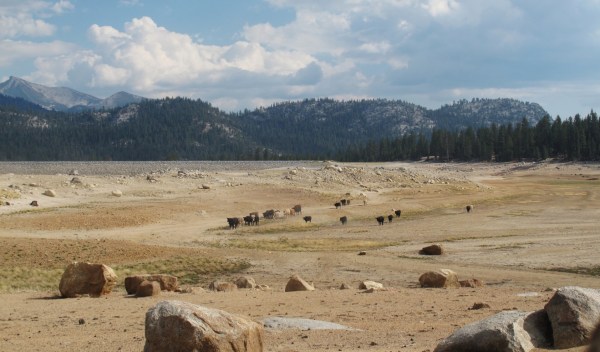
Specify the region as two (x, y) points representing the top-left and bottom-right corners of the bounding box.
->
(340, 216), (348, 225)
(303, 216), (312, 223)
(376, 216), (385, 225)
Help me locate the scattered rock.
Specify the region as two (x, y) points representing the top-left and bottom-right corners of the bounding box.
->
(262, 317), (354, 330)
(68, 169), (79, 176)
(70, 177), (82, 184)
(358, 251), (367, 255)
(209, 281), (238, 292)
(59, 262), (118, 298)
(125, 274), (179, 295)
(358, 280), (384, 290)
(339, 283), (351, 290)
(111, 190), (123, 197)
(144, 300), (264, 352)
(460, 279), (485, 288)
(285, 275), (315, 292)
(78, 318), (85, 325)
(201, 184), (211, 189)
(30, 200), (38, 206)
(434, 310), (552, 352)
(544, 286), (600, 349)
(235, 276), (257, 289)
(419, 269), (460, 288)
(43, 189), (56, 197)
(146, 175), (158, 182)
(419, 244), (444, 255)
(469, 302), (491, 310)
(136, 280), (161, 297)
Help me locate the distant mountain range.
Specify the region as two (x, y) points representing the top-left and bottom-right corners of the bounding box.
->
(0, 76), (145, 111)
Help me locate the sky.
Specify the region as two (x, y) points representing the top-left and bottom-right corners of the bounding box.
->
(1, 0), (599, 118)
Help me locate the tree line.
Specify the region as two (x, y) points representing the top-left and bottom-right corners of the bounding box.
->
(338, 112), (600, 162)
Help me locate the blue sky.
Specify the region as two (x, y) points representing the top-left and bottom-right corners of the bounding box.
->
(1, 0), (599, 117)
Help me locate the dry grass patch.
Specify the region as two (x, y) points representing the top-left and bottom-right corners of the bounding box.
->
(216, 236), (400, 252)
(0, 237), (251, 292)
(546, 266), (600, 277)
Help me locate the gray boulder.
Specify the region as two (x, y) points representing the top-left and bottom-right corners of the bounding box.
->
(434, 310), (552, 352)
(544, 286), (600, 349)
(144, 300), (264, 352)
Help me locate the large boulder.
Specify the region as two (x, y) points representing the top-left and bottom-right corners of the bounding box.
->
(124, 274), (179, 295)
(144, 300), (264, 352)
(419, 244), (444, 255)
(59, 262), (117, 298)
(235, 276), (257, 289)
(434, 310), (552, 352)
(544, 286), (600, 349)
(285, 275), (315, 292)
(419, 269), (460, 288)
(588, 322), (600, 352)
(136, 280), (161, 298)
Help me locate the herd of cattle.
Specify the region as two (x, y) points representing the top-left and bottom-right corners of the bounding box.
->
(226, 201), (473, 229)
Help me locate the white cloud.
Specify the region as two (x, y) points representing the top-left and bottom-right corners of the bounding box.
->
(0, 0), (72, 38)
(0, 39), (74, 67)
(422, 0), (459, 17)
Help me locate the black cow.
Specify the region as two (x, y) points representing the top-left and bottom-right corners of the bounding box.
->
(252, 215), (260, 225)
(466, 205), (473, 213)
(346, 199), (351, 205)
(303, 216), (312, 223)
(263, 209), (275, 219)
(394, 209), (402, 217)
(243, 215), (254, 226)
(341, 199), (347, 206)
(388, 214), (394, 223)
(334, 202), (342, 209)
(340, 216), (348, 225)
(293, 204), (302, 214)
(227, 217), (240, 229)
(376, 216), (385, 225)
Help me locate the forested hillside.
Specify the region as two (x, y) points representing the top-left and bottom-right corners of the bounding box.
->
(0, 95), (566, 161)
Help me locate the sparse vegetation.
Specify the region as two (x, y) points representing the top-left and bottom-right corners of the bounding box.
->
(212, 237), (400, 252)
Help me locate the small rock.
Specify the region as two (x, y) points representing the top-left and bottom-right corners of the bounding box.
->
(209, 281), (238, 292)
(460, 279), (485, 288)
(235, 276), (257, 289)
(78, 318), (85, 325)
(358, 251), (367, 256)
(285, 275), (315, 292)
(358, 280), (383, 290)
(201, 184), (210, 189)
(70, 177), (82, 184)
(419, 244), (444, 255)
(30, 200), (39, 207)
(111, 190), (123, 197)
(469, 302), (491, 310)
(419, 269), (460, 288)
(339, 283), (350, 290)
(43, 189), (56, 197)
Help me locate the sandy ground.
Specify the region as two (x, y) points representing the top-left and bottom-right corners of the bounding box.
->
(1, 160), (600, 351)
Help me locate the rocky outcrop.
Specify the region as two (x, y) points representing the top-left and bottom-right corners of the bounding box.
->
(434, 310), (552, 352)
(144, 300), (264, 352)
(124, 274), (179, 295)
(136, 280), (161, 297)
(419, 269), (460, 288)
(285, 275), (315, 292)
(59, 262), (117, 298)
(544, 286), (600, 349)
